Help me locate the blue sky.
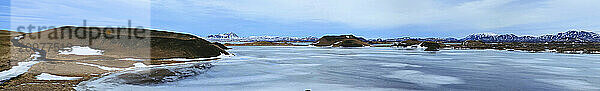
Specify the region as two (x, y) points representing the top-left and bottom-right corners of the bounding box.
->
(2, 0), (600, 38)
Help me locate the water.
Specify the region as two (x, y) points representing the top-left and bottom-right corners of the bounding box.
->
(82, 46), (600, 91)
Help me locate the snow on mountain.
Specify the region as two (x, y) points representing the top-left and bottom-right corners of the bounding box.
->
(462, 30), (600, 42)
(207, 32), (239, 39)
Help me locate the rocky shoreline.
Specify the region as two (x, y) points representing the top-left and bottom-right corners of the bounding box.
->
(76, 62), (214, 90)
(445, 41), (600, 54)
(0, 59), (227, 90)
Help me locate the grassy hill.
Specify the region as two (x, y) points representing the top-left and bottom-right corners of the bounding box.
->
(0, 27), (233, 90)
(0, 30), (12, 71)
(18, 26), (230, 60)
(311, 35), (370, 47)
(0, 30), (31, 71)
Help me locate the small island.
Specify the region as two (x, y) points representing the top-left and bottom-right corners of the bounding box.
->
(310, 35), (370, 47)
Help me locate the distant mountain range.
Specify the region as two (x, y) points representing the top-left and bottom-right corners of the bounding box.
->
(463, 30), (600, 42)
(207, 32), (239, 38)
(205, 32), (319, 42)
(207, 30), (600, 43)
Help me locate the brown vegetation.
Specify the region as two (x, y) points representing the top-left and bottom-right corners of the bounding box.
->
(1, 27), (233, 90)
(17, 26), (230, 60)
(311, 35), (370, 47)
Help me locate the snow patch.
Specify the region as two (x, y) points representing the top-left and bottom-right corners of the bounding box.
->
(35, 73), (83, 80)
(0, 61), (40, 81)
(59, 46), (104, 55)
(133, 63), (149, 67)
(30, 52), (41, 61)
(14, 36), (23, 39)
(75, 62), (124, 71)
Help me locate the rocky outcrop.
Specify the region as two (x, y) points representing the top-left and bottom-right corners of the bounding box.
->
(212, 42), (231, 49)
(421, 41), (442, 51)
(109, 63), (211, 85)
(311, 35), (370, 47)
(392, 40), (443, 51)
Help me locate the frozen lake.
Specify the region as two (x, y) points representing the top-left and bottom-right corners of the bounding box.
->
(83, 46), (600, 91)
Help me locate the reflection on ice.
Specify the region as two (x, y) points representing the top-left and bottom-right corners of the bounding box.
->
(377, 63), (422, 68)
(536, 79), (600, 90)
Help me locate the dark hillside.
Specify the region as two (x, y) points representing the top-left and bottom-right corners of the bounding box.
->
(17, 26), (230, 60)
(311, 35), (370, 47)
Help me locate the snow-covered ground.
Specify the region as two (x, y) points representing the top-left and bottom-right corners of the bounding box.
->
(35, 73), (83, 80)
(0, 61), (40, 81)
(0, 36), (42, 81)
(74, 62), (124, 71)
(59, 46), (104, 55)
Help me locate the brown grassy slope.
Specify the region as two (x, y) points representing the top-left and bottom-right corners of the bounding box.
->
(0, 30), (28, 72)
(0, 27), (231, 90)
(0, 30), (12, 71)
(18, 26), (230, 60)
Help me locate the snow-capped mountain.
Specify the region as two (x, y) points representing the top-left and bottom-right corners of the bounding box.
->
(207, 32), (239, 38)
(463, 33), (521, 42)
(462, 30), (600, 42)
